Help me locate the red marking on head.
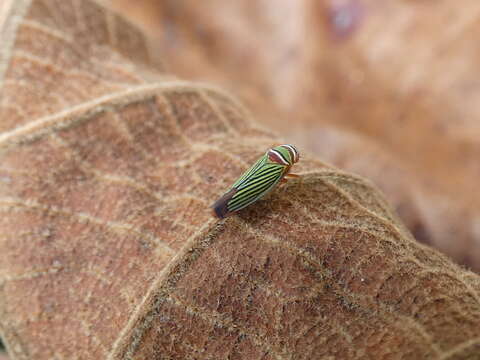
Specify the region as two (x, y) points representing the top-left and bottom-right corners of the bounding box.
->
(268, 149), (289, 165)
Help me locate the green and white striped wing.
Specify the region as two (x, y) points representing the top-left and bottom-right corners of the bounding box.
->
(231, 155), (267, 188)
(226, 160), (287, 213)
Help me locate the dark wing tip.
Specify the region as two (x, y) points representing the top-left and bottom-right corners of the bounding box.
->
(211, 188), (238, 219)
(212, 202), (227, 219)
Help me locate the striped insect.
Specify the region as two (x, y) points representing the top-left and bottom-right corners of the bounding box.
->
(212, 144), (300, 219)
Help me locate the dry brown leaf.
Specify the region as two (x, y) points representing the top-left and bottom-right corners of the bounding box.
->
(110, 0), (480, 271)
(1, 0), (480, 359)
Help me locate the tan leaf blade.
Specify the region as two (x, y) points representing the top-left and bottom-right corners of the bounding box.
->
(0, 1), (480, 359)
